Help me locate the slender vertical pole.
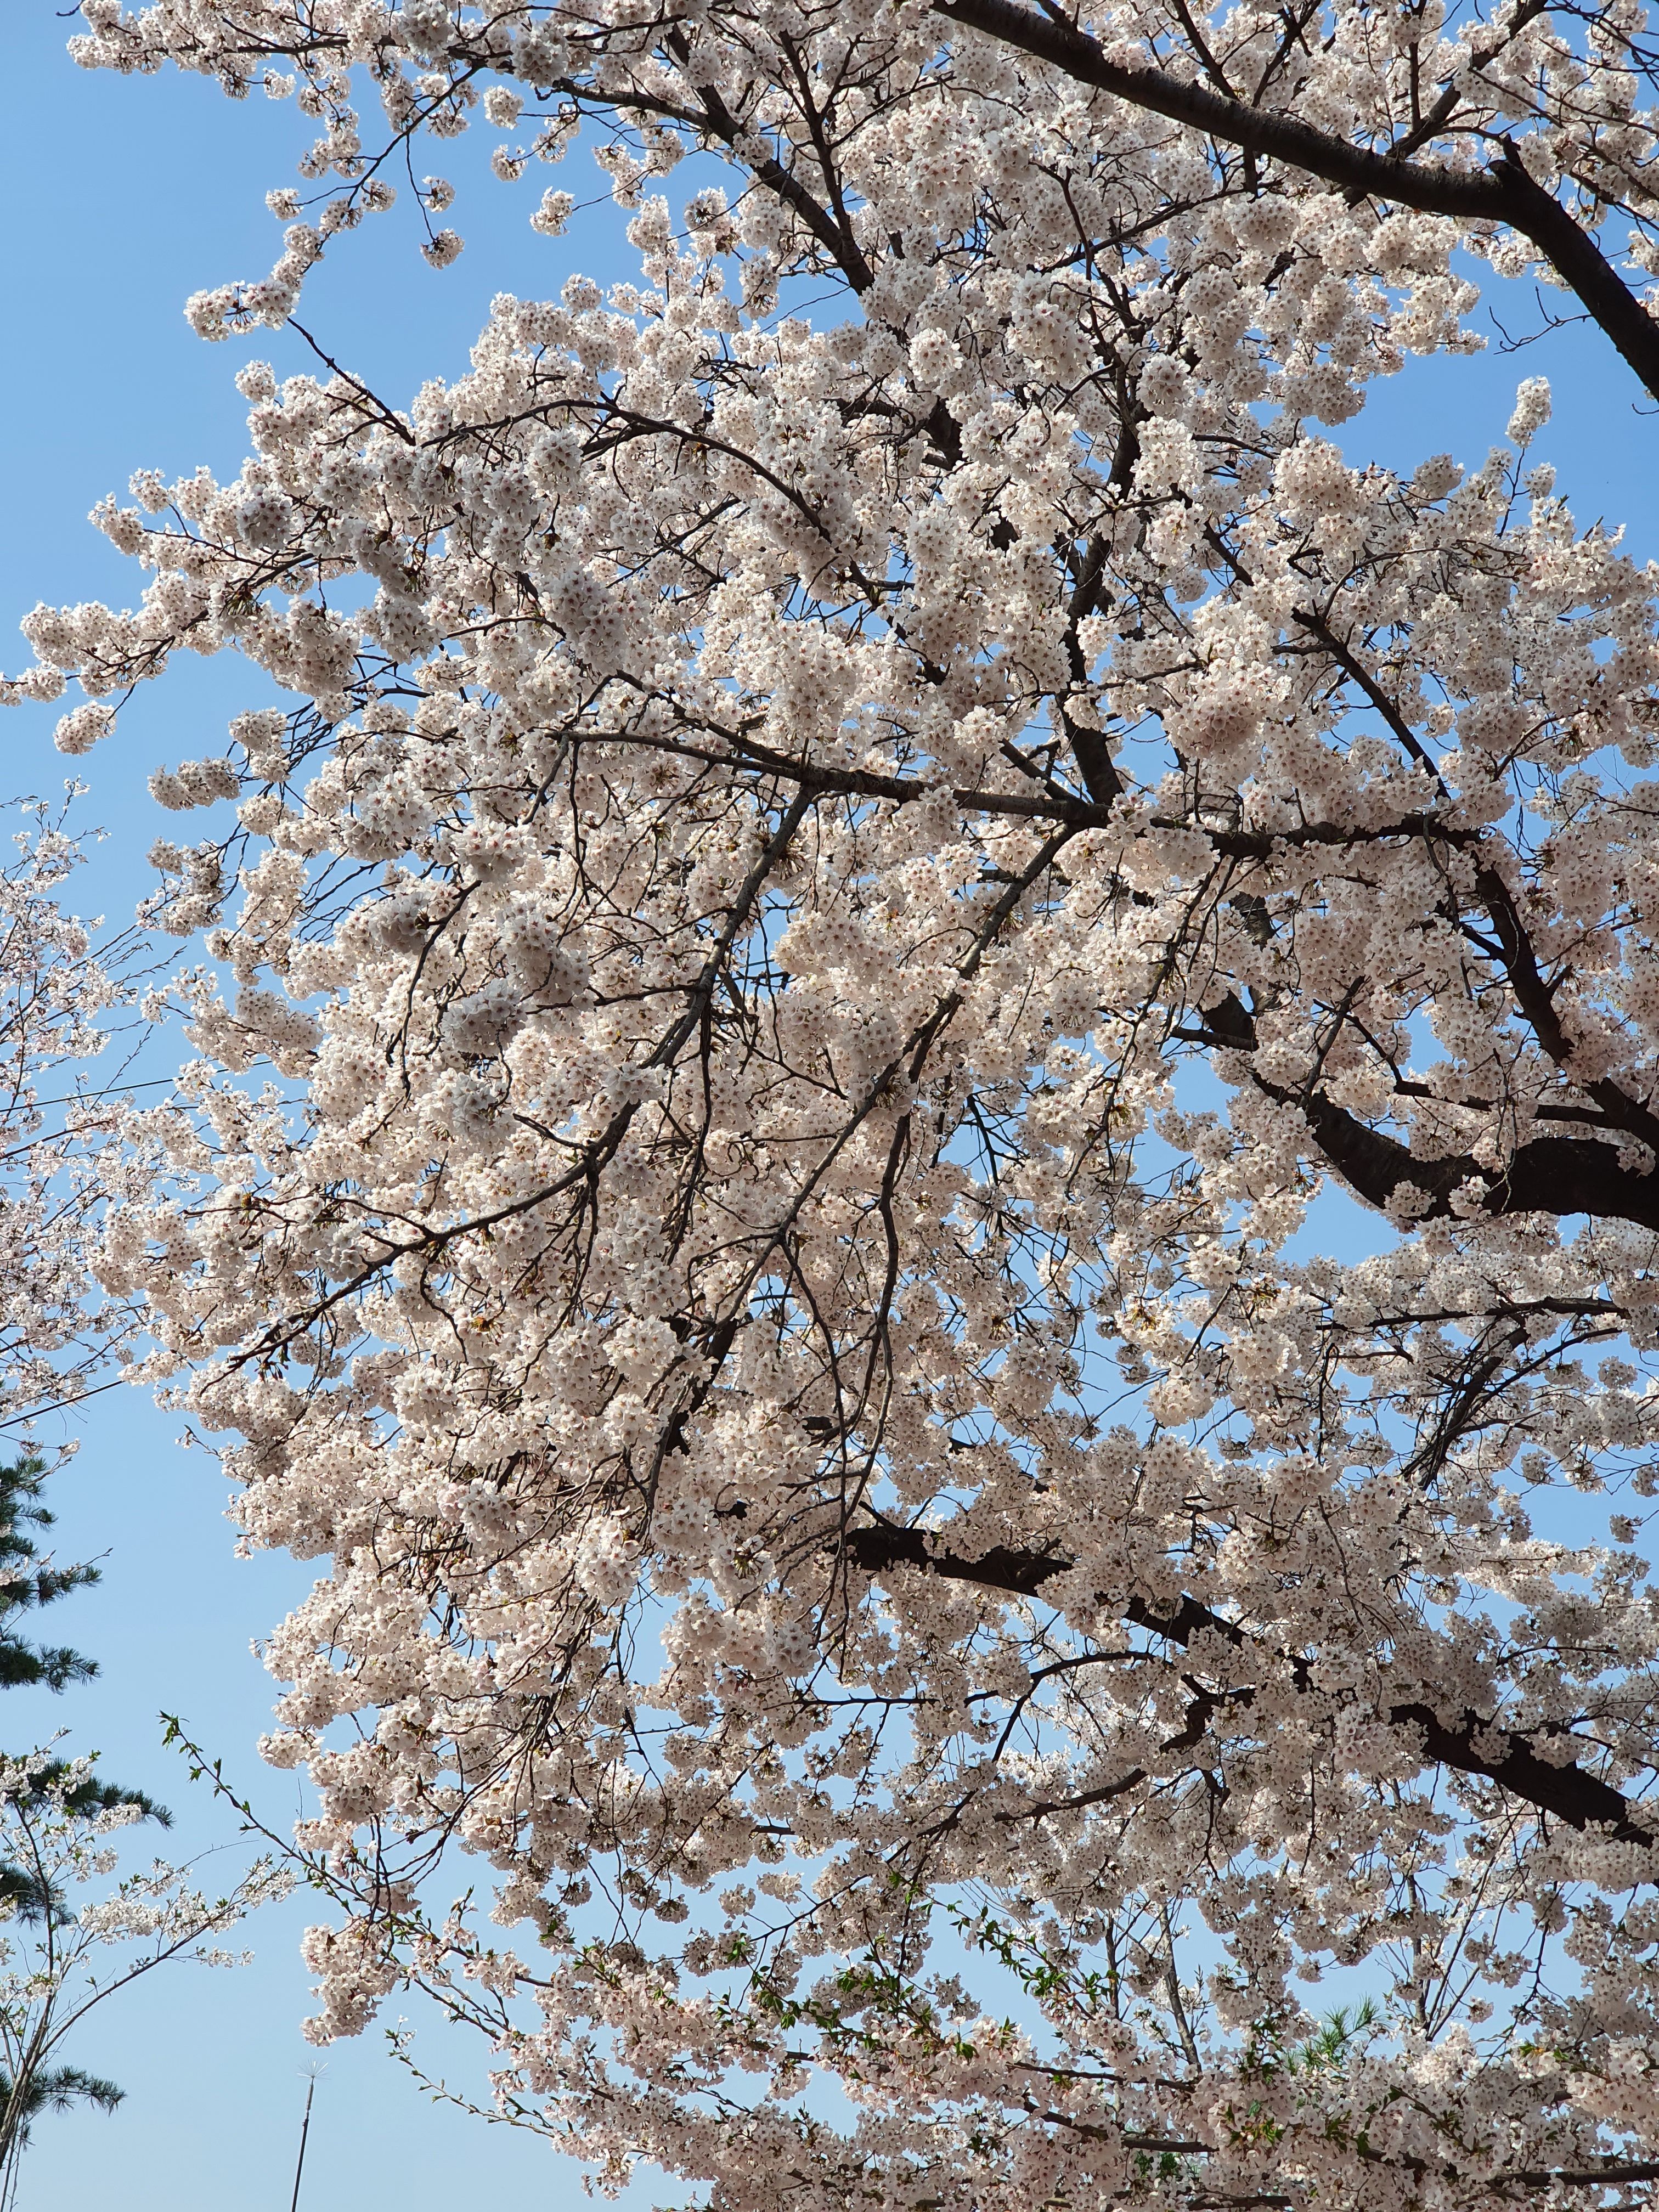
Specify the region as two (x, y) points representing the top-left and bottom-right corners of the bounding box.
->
(289, 2076), (316, 2212)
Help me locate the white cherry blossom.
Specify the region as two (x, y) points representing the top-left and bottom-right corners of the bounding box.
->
(15, 0), (1659, 2202)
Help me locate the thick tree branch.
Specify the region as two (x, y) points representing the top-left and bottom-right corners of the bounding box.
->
(1300, 1091), (1659, 1233)
(1182, 996), (1659, 1232)
(844, 1522), (1659, 1847)
(933, 0), (1659, 402)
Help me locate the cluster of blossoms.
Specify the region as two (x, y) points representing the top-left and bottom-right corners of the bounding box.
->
(15, 0), (1659, 2204)
(0, 799), (149, 1429)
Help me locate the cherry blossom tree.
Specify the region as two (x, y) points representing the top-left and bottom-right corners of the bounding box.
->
(17, 0), (1659, 2200)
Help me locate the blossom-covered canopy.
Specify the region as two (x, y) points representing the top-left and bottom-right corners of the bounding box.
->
(15, 0), (1659, 2200)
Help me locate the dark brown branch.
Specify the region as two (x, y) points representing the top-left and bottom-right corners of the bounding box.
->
(1179, 995), (1659, 1235)
(933, 0), (1659, 403)
(1299, 1088), (1659, 1232)
(663, 29), (874, 292)
(1474, 862), (1659, 1156)
(1280, 608), (1659, 1160)
(844, 1523), (1659, 1849)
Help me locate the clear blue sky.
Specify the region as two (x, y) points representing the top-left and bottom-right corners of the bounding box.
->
(2, 1), (1657, 2202)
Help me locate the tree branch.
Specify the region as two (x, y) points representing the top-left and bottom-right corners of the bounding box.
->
(933, 0), (1659, 402)
(1181, 996), (1659, 1233)
(844, 1522), (1659, 1848)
